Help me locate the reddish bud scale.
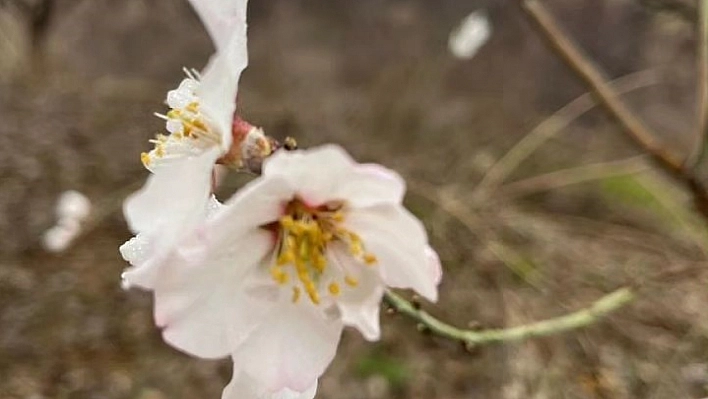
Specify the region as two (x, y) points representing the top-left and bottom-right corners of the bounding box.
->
(217, 114), (255, 168)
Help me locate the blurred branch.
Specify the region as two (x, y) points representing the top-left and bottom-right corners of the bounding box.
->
(473, 69), (660, 201)
(498, 155), (650, 199)
(689, 0), (708, 166)
(384, 288), (634, 348)
(638, 0), (696, 22)
(520, 0), (708, 222)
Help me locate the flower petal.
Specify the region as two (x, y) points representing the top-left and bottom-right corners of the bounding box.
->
(263, 145), (355, 206)
(153, 228), (273, 359)
(232, 300), (343, 392)
(209, 174), (294, 244)
(198, 21), (248, 150)
(222, 367), (317, 399)
(329, 246), (384, 341)
(188, 0), (248, 52)
(336, 163), (406, 208)
(264, 144), (405, 208)
(124, 147), (219, 239)
(345, 204), (440, 302)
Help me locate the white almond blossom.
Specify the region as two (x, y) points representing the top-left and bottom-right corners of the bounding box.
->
(121, 0), (249, 289)
(124, 145), (442, 395)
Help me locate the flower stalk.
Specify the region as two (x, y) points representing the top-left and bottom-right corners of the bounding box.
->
(384, 288), (634, 347)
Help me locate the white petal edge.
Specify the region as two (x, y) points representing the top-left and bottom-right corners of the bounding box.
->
(222, 367), (317, 399)
(153, 228), (273, 359)
(345, 204), (440, 302)
(232, 300), (343, 392)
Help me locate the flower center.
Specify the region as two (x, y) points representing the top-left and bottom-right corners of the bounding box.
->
(270, 198), (377, 305)
(140, 69), (222, 169)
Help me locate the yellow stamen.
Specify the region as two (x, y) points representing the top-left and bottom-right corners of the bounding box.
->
(328, 282), (341, 296)
(269, 198), (378, 305)
(270, 267), (289, 285)
(344, 275), (359, 287)
(363, 253), (378, 265)
(140, 152), (151, 167)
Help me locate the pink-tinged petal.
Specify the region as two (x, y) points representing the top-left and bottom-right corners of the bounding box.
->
(232, 301), (343, 392)
(336, 164), (406, 208)
(124, 147), (219, 239)
(263, 145), (357, 206)
(222, 367), (317, 399)
(329, 247), (384, 341)
(345, 204), (439, 302)
(187, 0), (248, 52)
(425, 245), (443, 286)
(198, 25), (248, 150)
(208, 174), (293, 245)
(153, 228), (273, 359)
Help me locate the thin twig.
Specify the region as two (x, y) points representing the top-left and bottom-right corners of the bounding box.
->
(384, 288), (634, 347)
(520, 0), (708, 222)
(473, 70), (660, 200)
(637, 0), (696, 22)
(497, 155), (650, 199)
(689, 0), (708, 166)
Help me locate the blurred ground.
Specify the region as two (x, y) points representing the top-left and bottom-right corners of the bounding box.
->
(2, 0), (708, 398)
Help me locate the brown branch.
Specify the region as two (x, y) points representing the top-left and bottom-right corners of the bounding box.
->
(520, 0), (708, 222)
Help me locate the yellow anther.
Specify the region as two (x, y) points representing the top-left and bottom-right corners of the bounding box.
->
(280, 215), (295, 229)
(313, 254), (327, 272)
(277, 251), (294, 266)
(328, 282), (341, 296)
(332, 212), (345, 222)
(186, 102), (199, 113)
(344, 275), (359, 287)
(349, 242), (363, 256)
(155, 144), (165, 158)
(270, 198), (378, 306)
(307, 291), (320, 305)
(270, 268), (289, 285)
(167, 109), (181, 119)
(140, 152), (151, 167)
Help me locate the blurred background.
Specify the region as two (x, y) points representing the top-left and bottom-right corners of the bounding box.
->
(1, 0), (708, 397)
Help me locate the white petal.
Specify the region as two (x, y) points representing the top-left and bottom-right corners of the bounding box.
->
(232, 301), (343, 392)
(263, 145), (357, 206)
(425, 245), (443, 286)
(345, 204), (439, 302)
(209, 174), (294, 245)
(336, 163), (405, 208)
(222, 367), (317, 399)
(329, 247), (384, 341)
(153, 228), (273, 359)
(119, 234), (152, 267)
(197, 18), (248, 150)
(187, 0), (248, 52)
(123, 147), (219, 242)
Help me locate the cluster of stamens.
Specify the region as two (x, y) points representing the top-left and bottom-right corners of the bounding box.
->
(140, 69), (221, 169)
(270, 199), (377, 305)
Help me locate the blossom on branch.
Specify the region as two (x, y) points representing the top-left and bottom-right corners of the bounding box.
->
(121, 0), (250, 289)
(127, 145), (442, 396)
